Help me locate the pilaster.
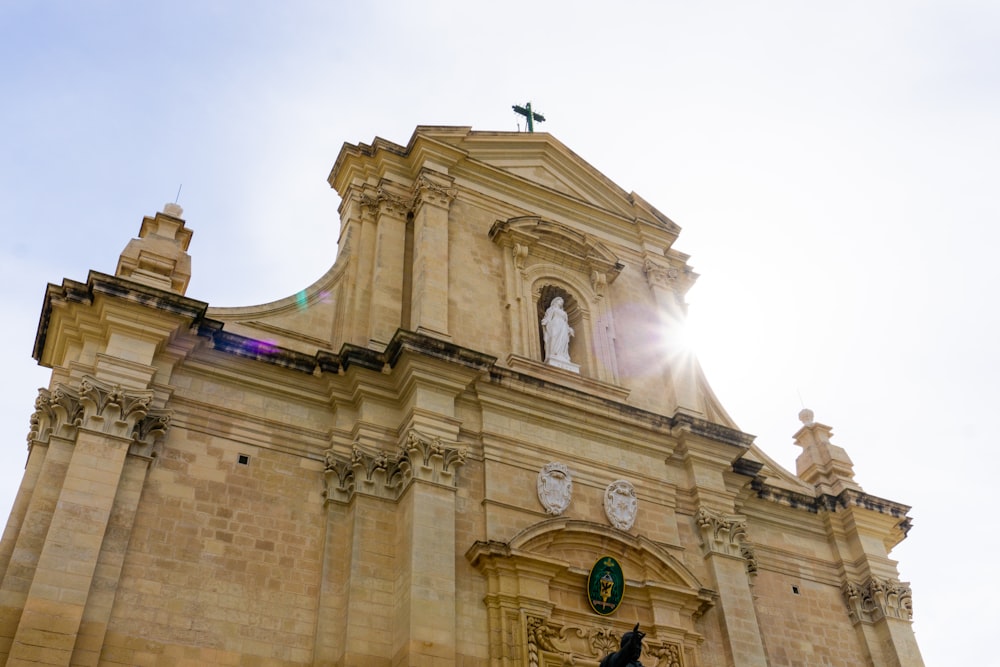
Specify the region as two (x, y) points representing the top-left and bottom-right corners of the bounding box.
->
(694, 507), (767, 667)
(5, 377), (169, 667)
(409, 170), (455, 339)
(363, 181), (413, 350)
(319, 432), (467, 667)
(643, 257), (699, 416)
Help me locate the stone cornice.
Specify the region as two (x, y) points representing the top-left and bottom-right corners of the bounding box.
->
(34, 271), (209, 363)
(745, 477), (912, 537)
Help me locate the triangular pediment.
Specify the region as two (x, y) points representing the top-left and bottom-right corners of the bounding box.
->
(430, 128), (680, 233)
(331, 127), (681, 238)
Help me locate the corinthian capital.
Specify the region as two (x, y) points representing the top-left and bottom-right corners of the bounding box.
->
(842, 575), (913, 624)
(696, 506), (749, 557)
(359, 184), (414, 219)
(643, 259), (680, 290)
(413, 172), (456, 208)
(28, 377), (169, 446)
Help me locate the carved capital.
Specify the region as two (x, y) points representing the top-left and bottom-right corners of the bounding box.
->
(413, 173), (456, 209)
(78, 376), (153, 437)
(322, 430), (467, 503)
(359, 185), (414, 219)
(28, 378), (168, 446)
(695, 507), (749, 557)
(322, 442), (406, 503)
(399, 430), (468, 485)
(643, 259), (680, 290)
(842, 575), (913, 624)
(129, 410), (171, 458)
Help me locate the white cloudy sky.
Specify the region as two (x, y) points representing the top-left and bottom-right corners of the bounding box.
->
(2, 2), (997, 663)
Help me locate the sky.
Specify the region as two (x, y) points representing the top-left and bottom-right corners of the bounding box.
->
(2, 1), (998, 663)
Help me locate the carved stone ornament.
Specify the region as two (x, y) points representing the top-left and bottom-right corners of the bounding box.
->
(526, 616), (685, 667)
(604, 480), (638, 531)
(695, 507), (749, 558)
(322, 430), (468, 503)
(414, 173), (457, 208)
(27, 377), (170, 455)
(537, 462), (573, 516)
(842, 575), (913, 624)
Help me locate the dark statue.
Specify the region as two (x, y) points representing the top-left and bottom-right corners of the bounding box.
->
(599, 623), (645, 667)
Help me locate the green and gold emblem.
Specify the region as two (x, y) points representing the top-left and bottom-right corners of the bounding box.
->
(587, 556), (625, 615)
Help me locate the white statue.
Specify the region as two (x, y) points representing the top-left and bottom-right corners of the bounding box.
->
(604, 480), (637, 531)
(541, 296), (574, 364)
(537, 462), (573, 515)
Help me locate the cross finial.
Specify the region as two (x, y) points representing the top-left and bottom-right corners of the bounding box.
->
(512, 102), (546, 132)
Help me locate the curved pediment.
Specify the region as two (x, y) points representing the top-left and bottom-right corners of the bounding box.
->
(508, 518), (704, 592)
(490, 216), (624, 282)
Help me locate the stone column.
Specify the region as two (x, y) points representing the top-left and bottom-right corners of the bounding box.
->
(695, 507), (768, 667)
(409, 171), (455, 339)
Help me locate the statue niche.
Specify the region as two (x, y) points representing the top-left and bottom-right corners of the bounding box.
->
(490, 216), (623, 385)
(538, 286), (581, 373)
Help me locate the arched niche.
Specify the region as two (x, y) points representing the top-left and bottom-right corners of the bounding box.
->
(490, 217), (623, 385)
(536, 283), (586, 375)
(467, 518), (714, 667)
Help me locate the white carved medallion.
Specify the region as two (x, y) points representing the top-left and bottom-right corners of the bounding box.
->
(603, 480), (637, 531)
(537, 462), (573, 516)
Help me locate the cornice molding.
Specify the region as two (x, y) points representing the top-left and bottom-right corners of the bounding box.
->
(746, 477), (912, 535)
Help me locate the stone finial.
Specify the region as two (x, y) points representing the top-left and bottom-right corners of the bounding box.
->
(115, 206), (194, 295)
(793, 410), (863, 495)
(162, 202), (184, 218)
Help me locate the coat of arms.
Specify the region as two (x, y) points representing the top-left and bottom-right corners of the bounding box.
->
(588, 556), (625, 615)
(604, 480), (637, 531)
(537, 462), (573, 515)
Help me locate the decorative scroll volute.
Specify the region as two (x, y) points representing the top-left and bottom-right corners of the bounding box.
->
(842, 575), (914, 624)
(29, 386), (82, 442)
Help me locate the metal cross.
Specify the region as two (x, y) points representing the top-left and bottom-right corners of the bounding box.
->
(512, 102), (546, 132)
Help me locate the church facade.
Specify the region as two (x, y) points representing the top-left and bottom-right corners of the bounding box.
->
(0, 127), (923, 666)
